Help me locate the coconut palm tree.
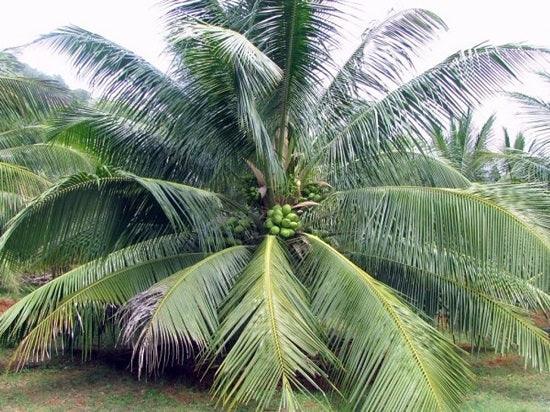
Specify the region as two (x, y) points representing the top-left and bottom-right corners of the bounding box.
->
(0, 52), (96, 228)
(1, 2), (549, 410)
(496, 128), (549, 183)
(430, 110), (497, 181)
(504, 77), (550, 182)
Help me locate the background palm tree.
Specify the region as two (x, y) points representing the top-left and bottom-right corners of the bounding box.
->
(496, 128), (549, 183)
(431, 110), (496, 181)
(0, 2), (549, 410)
(0, 52), (95, 228)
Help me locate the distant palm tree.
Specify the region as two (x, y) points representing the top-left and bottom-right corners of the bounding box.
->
(0, 2), (549, 411)
(431, 110), (496, 181)
(504, 77), (550, 182)
(0, 52), (95, 227)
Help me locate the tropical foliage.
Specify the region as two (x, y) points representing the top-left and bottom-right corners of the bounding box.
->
(430, 110), (496, 181)
(0, 52), (95, 231)
(0, 1), (549, 411)
(430, 111), (550, 183)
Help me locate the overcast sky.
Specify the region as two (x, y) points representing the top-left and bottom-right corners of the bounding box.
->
(1, 0), (549, 139)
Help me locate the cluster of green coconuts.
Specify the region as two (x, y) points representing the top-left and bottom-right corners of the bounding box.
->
(301, 184), (327, 202)
(223, 214), (253, 244)
(264, 204), (301, 238)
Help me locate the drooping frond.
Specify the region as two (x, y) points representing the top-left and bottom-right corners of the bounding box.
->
(0, 161), (51, 227)
(318, 8), (447, 113)
(0, 75), (69, 120)
(0, 171), (225, 280)
(315, 45), (547, 175)
(0, 143), (96, 179)
(0, 124), (45, 150)
(0, 234), (199, 341)
(302, 234), (472, 411)
(0, 161), (50, 198)
(464, 183), (550, 233)
(512, 90), (550, 139)
(119, 245), (251, 376)
(328, 151), (471, 189)
(314, 186), (550, 290)
(0, 234), (207, 368)
(352, 249), (550, 370)
(38, 26), (186, 125)
(212, 235), (333, 411)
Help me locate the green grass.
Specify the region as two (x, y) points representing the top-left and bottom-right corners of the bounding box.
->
(467, 353), (550, 411)
(0, 346), (548, 411)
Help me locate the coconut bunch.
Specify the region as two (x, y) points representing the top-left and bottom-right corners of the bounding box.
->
(223, 214), (254, 244)
(264, 204), (301, 238)
(301, 183), (330, 202)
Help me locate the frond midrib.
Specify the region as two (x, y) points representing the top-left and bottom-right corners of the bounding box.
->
(306, 234), (446, 410)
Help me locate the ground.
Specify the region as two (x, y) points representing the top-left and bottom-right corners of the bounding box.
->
(0, 296), (549, 411)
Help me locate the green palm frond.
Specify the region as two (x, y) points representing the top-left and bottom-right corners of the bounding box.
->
(38, 26), (184, 118)
(329, 151), (471, 189)
(303, 234), (472, 411)
(429, 111), (496, 181)
(465, 183), (550, 233)
(0, 75), (69, 120)
(162, 0), (230, 29)
(212, 235), (333, 411)
(0, 234), (207, 369)
(0, 161), (51, 228)
(0, 124), (45, 150)
(316, 45), (546, 174)
(317, 8), (447, 117)
(0, 171), (225, 281)
(0, 161), (50, 198)
(0, 143), (96, 179)
(512, 90), (550, 138)
(168, 21), (285, 184)
(352, 249), (550, 370)
(0, 234), (199, 342)
(119, 245), (251, 376)
(315, 186), (549, 289)
(46, 107), (226, 184)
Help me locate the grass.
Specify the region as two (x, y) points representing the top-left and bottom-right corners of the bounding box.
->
(0, 346), (548, 411)
(467, 353), (550, 411)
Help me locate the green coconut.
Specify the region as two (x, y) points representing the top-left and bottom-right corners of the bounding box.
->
(270, 226), (281, 235)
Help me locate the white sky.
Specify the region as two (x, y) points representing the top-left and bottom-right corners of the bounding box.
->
(1, 0), (549, 140)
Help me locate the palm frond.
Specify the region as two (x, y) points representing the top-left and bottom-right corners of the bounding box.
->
(0, 143), (96, 179)
(38, 26), (186, 125)
(328, 151), (471, 189)
(317, 8), (446, 113)
(0, 125), (45, 150)
(352, 250), (550, 370)
(1, 234), (207, 368)
(0, 75), (69, 120)
(315, 45), (547, 174)
(511, 90), (550, 139)
(119, 245), (251, 376)
(303, 234), (472, 411)
(212, 235), (333, 411)
(313, 186), (550, 290)
(0, 171), (225, 281)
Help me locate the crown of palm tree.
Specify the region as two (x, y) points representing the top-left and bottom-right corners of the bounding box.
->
(0, 1), (549, 410)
